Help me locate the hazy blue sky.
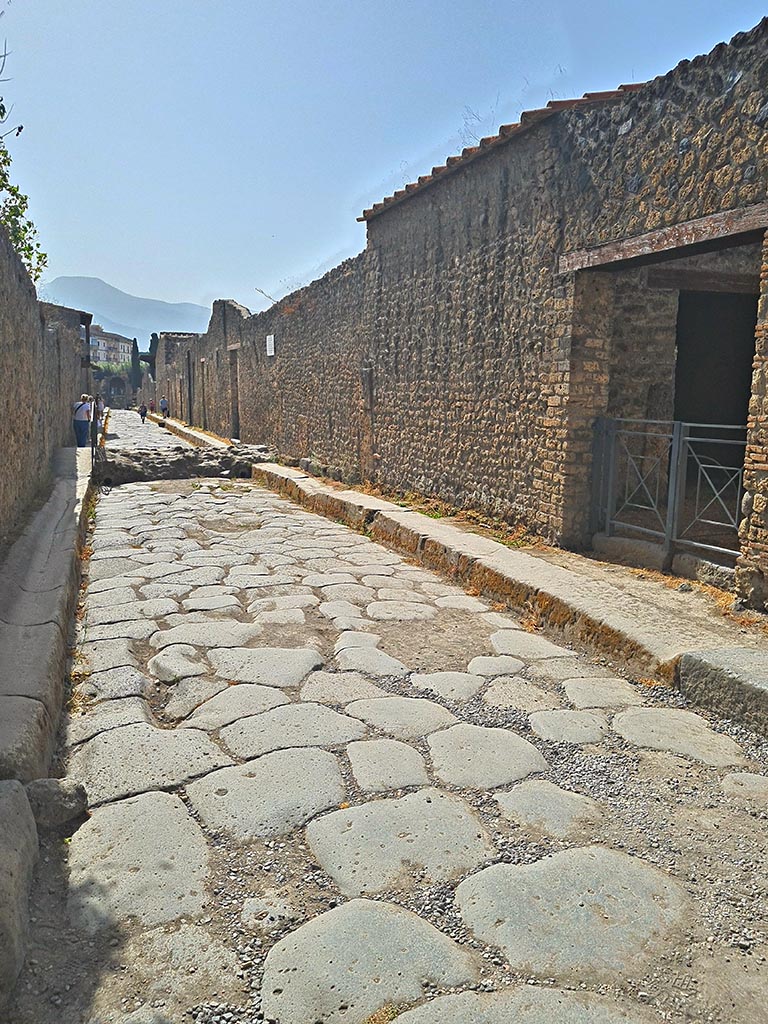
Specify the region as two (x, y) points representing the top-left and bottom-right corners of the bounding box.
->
(3, 1), (765, 311)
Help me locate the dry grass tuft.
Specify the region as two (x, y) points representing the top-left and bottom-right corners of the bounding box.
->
(361, 1007), (402, 1024)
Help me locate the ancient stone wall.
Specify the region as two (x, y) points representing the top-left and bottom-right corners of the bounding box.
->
(0, 228), (86, 544)
(155, 20), (768, 600)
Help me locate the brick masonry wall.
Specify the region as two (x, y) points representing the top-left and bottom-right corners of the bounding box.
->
(154, 20), (768, 604)
(0, 227), (86, 546)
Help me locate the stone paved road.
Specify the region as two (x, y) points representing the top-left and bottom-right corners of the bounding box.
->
(10, 411), (768, 1024)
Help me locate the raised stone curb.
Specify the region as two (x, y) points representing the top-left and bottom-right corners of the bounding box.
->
(0, 782), (37, 1010)
(251, 462), (767, 730)
(146, 413), (231, 448)
(677, 648), (768, 735)
(0, 448), (93, 781)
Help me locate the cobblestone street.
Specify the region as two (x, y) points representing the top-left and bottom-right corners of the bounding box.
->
(10, 412), (768, 1024)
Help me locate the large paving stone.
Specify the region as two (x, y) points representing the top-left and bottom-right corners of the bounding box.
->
(564, 677), (644, 708)
(612, 708), (746, 766)
(321, 583), (375, 605)
(411, 671), (485, 701)
(68, 791), (209, 933)
(80, 639), (137, 673)
(149, 621), (262, 651)
(0, 781), (38, 1006)
(84, 619), (158, 642)
(456, 846), (687, 981)
(529, 709), (610, 744)
(163, 678), (230, 720)
(434, 594), (489, 611)
(495, 780), (603, 839)
(68, 722), (232, 804)
(261, 898), (476, 1024)
(89, 923), (246, 1019)
(347, 738), (429, 792)
(76, 665), (153, 701)
(185, 748), (345, 839)
(220, 703), (366, 757)
(396, 987), (661, 1023)
(207, 646), (324, 686)
(345, 696), (457, 739)
(429, 723), (548, 788)
(366, 600), (437, 621)
(491, 630), (572, 659)
(86, 598), (179, 626)
(66, 696), (152, 747)
(467, 655), (524, 677)
(483, 676), (560, 712)
(180, 683), (289, 730)
(334, 646), (409, 677)
(147, 643), (207, 683)
(306, 788), (494, 895)
(300, 671), (389, 704)
(720, 771), (768, 803)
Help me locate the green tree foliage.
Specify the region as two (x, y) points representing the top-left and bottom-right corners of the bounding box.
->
(0, 42), (47, 281)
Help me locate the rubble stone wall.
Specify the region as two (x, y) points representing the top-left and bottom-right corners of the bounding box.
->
(154, 20), (768, 602)
(0, 228), (86, 544)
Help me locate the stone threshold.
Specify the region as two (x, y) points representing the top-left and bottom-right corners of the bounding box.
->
(251, 462), (768, 736)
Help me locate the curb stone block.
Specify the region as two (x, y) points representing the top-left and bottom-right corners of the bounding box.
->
(0, 781), (38, 1010)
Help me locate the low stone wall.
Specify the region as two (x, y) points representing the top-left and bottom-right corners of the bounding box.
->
(0, 227), (87, 547)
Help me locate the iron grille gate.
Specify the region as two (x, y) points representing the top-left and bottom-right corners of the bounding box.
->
(592, 418), (747, 561)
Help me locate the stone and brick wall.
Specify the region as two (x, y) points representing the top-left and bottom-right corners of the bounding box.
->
(0, 227), (87, 545)
(152, 19), (768, 605)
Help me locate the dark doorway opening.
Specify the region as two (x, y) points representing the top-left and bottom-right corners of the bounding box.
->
(674, 290), (758, 426)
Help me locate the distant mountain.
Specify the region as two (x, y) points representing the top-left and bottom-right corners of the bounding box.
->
(40, 276), (211, 345)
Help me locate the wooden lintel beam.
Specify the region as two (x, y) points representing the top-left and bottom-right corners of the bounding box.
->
(646, 268), (761, 294)
(559, 203), (768, 274)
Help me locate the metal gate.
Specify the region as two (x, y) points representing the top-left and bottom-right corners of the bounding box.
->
(592, 418), (747, 561)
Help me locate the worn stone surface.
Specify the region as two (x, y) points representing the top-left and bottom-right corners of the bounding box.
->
(720, 771), (768, 803)
(185, 748), (345, 839)
(612, 708), (746, 766)
(396, 987), (661, 1023)
(564, 677), (644, 708)
(147, 644), (207, 683)
(90, 924), (246, 1020)
(220, 702), (366, 757)
(260, 899), (477, 1024)
(483, 676), (561, 711)
(346, 738), (429, 792)
(345, 696), (457, 739)
(149, 621), (262, 651)
(66, 696), (152, 747)
(179, 683), (289, 731)
(207, 646), (324, 686)
(0, 781), (37, 1007)
(428, 723), (548, 788)
(334, 646), (410, 677)
(495, 780), (603, 839)
(300, 671), (389, 704)
(456, 847), (687, 980)
(529, 709), (610, 744)
(76, 665), (154, 702)
(366, 600), (437, 621)
(411, 671), (485, 701)
(0, 696), (53, 782)
(164, 678), (228, 720)
(68, 722), (232, 804)
(307, 788), (494, 895)
(68, 791), (209, 933)
(467, 655), (525, 677)
(491, 630), (572, 660)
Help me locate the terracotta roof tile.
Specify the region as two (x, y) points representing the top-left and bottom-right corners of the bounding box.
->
(359, 83), (645, 221)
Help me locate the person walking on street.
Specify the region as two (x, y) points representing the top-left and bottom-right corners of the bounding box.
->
(72, 394), (91, 447)
(138, 402), (148, 424)
(160, 395), (169, 418)
(149, 399), (155, 414)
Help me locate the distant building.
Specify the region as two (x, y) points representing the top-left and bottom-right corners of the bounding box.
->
(89, 324), (132, 366)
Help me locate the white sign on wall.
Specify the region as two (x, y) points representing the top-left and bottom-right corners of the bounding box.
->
(266, 334), (275, 357)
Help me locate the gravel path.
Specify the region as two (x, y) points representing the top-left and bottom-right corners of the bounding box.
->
(10, 411), (768, 1024)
